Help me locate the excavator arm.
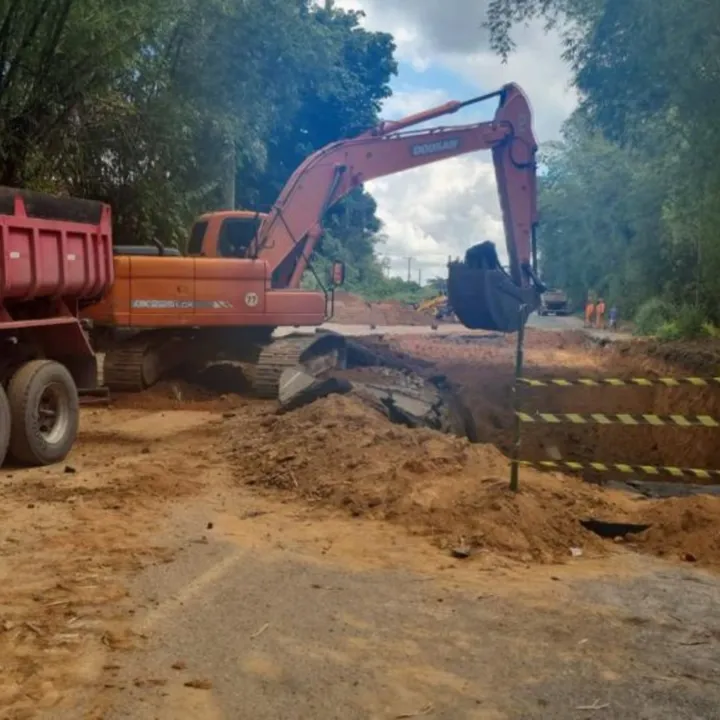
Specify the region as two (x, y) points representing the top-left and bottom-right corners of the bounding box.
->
(249, 83), (543, 332)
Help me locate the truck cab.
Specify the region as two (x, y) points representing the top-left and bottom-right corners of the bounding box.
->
(538, 288), (569, 316)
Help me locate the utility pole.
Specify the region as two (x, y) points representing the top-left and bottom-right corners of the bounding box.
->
(406, 257), (412, 282)
(417, 268), (422, 285)
(696, 236), (701, 307)
(223, 135), (236, 210)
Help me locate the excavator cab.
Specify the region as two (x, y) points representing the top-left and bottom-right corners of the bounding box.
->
(187, 211), (266, 258)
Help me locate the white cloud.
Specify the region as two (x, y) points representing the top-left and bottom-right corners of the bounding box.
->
(442, 25), (577, 140)
(372, 157), (506, 280)
(333, 0), (577, 282)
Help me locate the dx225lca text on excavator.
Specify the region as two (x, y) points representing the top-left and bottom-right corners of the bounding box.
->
(71, 82), (544, 398)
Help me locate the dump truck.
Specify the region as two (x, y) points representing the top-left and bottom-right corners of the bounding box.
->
(0, 188), (112, 467)
(538, 288), (569, 316)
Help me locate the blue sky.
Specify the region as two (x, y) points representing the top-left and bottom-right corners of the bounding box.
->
(334, 0), (577, 281)
(393, 63), (478, 101)
(385, 61), (499, 128)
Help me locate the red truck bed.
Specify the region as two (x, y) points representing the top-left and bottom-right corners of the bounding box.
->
(0, 187), (114, 305)
(0, 187), (116, 468)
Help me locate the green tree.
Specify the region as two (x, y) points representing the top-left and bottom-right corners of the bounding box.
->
(426, 277), (448, 294)
(0, 0), (399, 278)
(235, 3), (397, 278)
(0, 1), (443, 304)
(0, 0), (171, 186)
(69, 0), (337, 247)
(485, 0), (720, 327)
(538, 116), (670, 313)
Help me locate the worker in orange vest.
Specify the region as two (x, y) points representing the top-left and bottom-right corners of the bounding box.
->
(596, 298), (606, 329)
(584, 299), (595, 328)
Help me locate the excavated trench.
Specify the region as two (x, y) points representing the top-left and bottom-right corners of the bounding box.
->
(353, 333), (720, 492)
(520, 343), (720, 476)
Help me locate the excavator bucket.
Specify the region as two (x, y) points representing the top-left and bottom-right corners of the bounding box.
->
(447, 242), (541, 332)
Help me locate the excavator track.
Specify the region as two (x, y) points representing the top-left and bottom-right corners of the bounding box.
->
(102, 331), (347, 399)
(247, 332), (348, 398)
(101, 332), (190, 392)
(102, 343), (163, 392)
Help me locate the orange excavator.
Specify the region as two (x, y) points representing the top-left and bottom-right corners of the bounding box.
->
(78, 82), (542, 397)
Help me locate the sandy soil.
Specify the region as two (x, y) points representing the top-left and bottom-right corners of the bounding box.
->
(331, 291), (434, 326)
(1, 328), (720, 717)
(0, 399), (238, 717)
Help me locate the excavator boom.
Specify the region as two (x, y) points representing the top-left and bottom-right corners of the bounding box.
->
(79, 82), (542, 401)
(250, 83), (542, 330)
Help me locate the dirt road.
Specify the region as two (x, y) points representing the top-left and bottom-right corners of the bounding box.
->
(281, 312), (633, 342)
(2, 329), (720, 718)
(98, 499), (720, 720)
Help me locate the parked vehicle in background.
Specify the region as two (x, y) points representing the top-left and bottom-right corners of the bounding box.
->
(538, 288), (569, 316)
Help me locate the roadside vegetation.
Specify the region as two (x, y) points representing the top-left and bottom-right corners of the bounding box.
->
(487, 0), (720, 338)
(6, 1), (719, 319)
(0, 0), (418, 300)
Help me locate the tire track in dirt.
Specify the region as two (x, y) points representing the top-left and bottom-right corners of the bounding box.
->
(0, 404), (238, 718)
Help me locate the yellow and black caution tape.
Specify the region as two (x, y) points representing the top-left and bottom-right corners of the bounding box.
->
(518, 459), (720, 480)
(519, 376), (720, 388)
(516, 412), (719, 427)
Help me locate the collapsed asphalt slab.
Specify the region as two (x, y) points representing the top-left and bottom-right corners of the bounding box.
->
(278, 365), (478, 442)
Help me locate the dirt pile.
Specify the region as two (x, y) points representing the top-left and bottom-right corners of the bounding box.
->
(227, 394), (625, 563)
(332, 291), (431, 326)
(222, 390), (720, 568)
(630, 496), (720, 565)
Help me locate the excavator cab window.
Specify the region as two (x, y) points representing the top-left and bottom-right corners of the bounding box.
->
(218, 217), (258, 259)
(187, 220), (208, 256)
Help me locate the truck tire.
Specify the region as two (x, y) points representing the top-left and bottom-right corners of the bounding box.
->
(7, 360), (80, 466)
(0, 385), (10, 467)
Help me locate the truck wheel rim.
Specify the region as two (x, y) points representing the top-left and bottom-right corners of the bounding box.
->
(37, 382), (70, 445)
